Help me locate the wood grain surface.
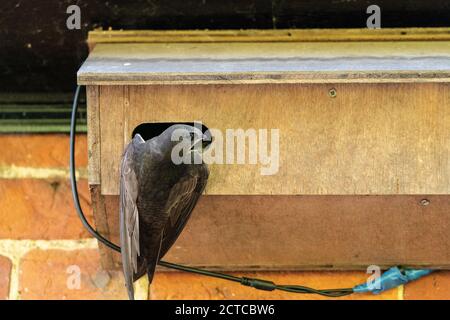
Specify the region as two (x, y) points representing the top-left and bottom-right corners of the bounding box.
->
(86, 86), (101, 184)
(87, 28), (450, 46)
(96, 83), (450, 196)
(92, 193), (450, 270)
(78, 41), (450, 85)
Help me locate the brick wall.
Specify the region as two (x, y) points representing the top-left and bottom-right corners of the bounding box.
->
(0, 134), (448, 300)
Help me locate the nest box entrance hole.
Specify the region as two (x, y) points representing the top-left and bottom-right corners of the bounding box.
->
(132, 122), (210, 141)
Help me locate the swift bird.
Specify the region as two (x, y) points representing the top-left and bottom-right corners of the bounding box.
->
(120, 124), (210, 300)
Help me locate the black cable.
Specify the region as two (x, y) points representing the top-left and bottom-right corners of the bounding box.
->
(70, 85), (354, 298)
(70, 86), (121, 252)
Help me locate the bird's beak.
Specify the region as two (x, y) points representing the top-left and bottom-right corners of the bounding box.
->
(191, 138), (203, 150)
(202, 132), (213, 150)
(191, 132), (212, 152)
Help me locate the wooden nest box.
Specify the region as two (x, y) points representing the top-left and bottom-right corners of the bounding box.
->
(78, 29), (450, 271)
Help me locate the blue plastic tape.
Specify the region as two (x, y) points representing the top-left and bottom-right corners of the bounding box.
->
(353, 267), (433, 294)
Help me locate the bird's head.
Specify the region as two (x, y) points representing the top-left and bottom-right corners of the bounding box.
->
(156, 124), (212, 163)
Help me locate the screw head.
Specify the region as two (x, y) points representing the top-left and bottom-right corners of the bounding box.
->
(328, 88), (337, 98)
(420, 199), (430, 206)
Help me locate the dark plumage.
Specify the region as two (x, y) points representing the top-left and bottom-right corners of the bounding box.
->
(120, 124), (210, 300)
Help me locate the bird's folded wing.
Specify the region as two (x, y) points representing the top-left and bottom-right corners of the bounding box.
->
(160, 165), (209, 257)
(119, 134), (144, 300)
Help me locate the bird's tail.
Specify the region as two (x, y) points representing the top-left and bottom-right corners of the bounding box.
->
(147, 262), (158, 284)
(126, 282), (135, 300)
(128, 260), (147, 300)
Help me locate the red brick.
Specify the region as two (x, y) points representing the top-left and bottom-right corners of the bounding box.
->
(19, 249), (127, 300)
(0, 134), (87, 168)
(0, 179), (94, 239)
(150, 271), (398, 300)
(404, 271), (450, 300)
(0, 255), (12, 300)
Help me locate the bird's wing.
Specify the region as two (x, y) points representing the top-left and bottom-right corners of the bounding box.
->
(160, 164), (209, 257)
(136, 166), (208, 285)
(119, 134), (145, 300)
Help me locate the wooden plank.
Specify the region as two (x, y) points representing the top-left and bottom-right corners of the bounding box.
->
(88, 28), (450, 47)
(79, 74), (450, 86)
(78, 41), (450, 85)
(120, 83), (450, 196)
(89, 185), (120, 269)
(99, 86), (125, 195)
(0, 93), (87, 134)
(96, 195), (450, 271)
(86, 86), (101, 184)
